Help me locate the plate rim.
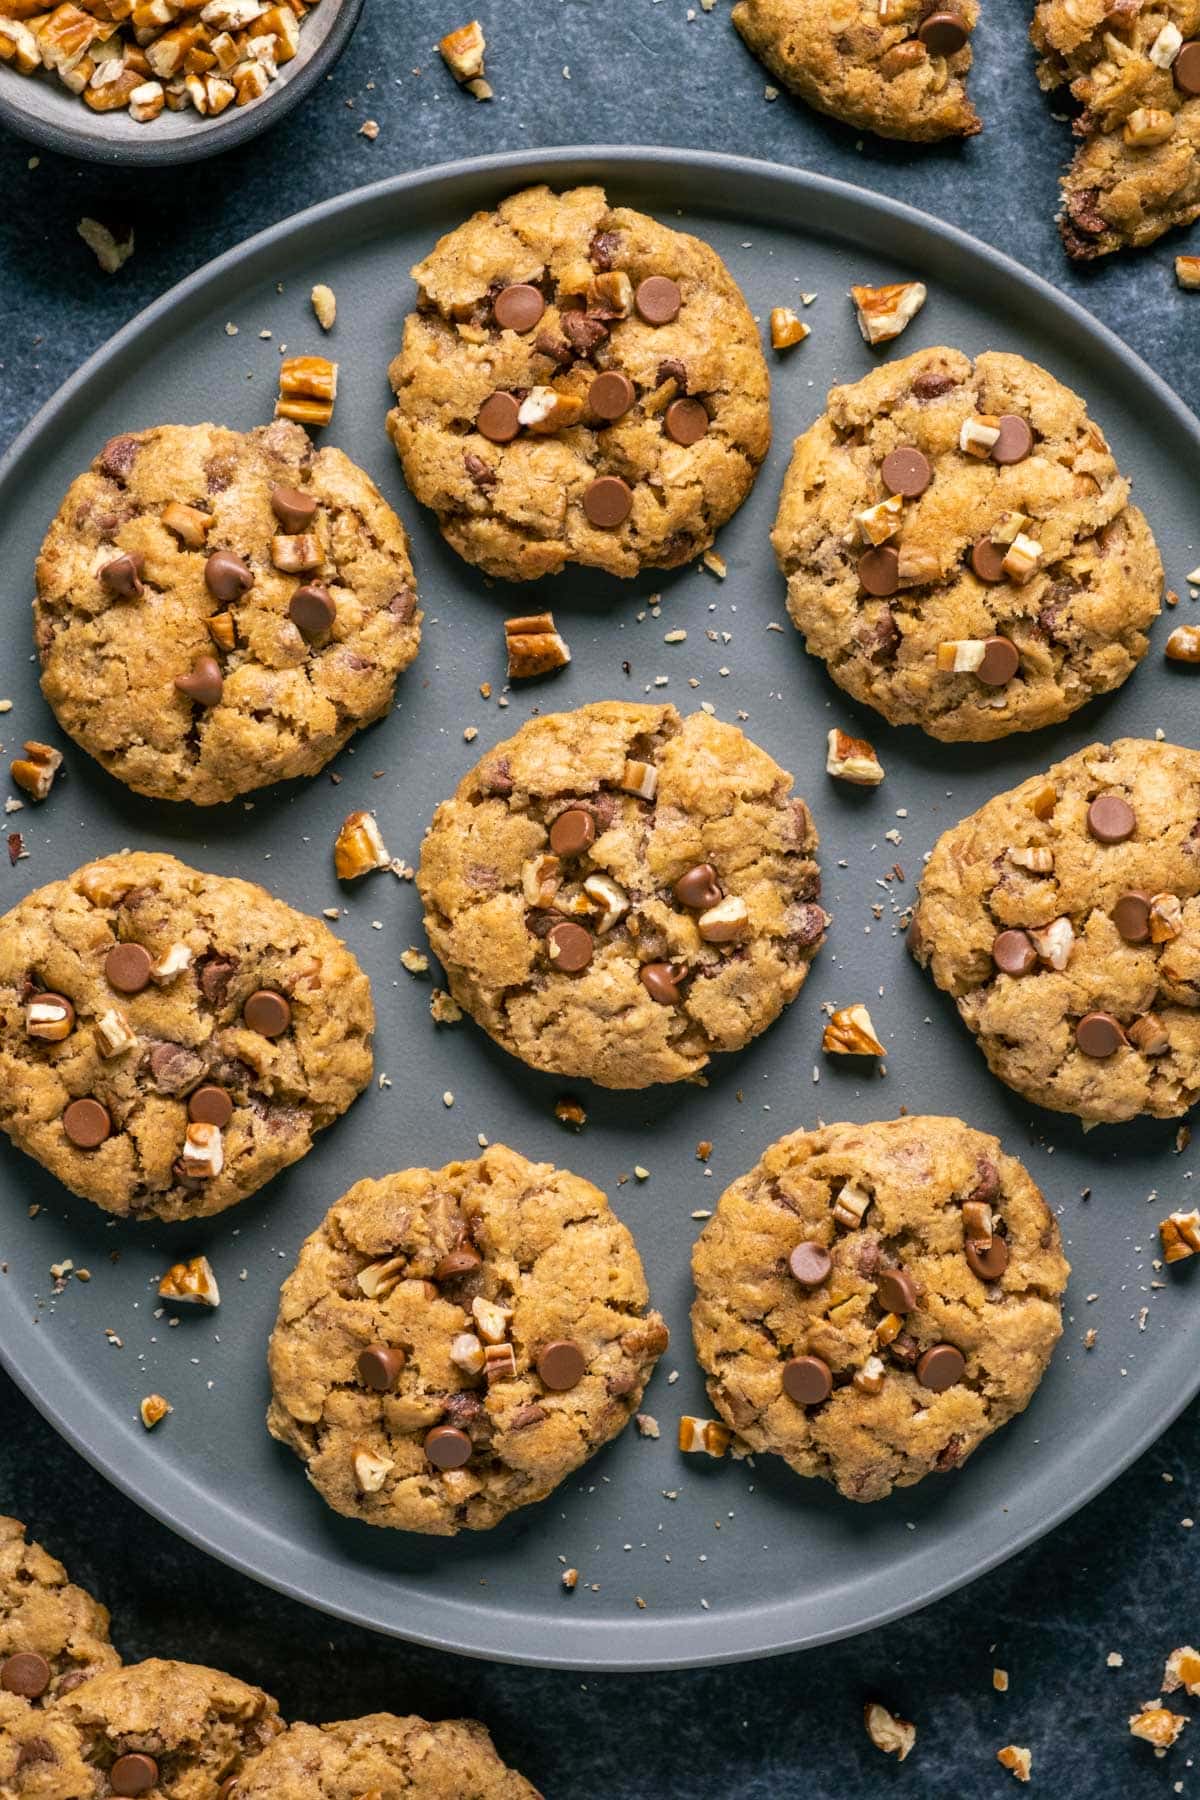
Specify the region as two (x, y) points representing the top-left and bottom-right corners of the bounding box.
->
(2, 144), (1199, 1673)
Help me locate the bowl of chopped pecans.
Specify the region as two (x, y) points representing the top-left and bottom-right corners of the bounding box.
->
(0, 0), (363, 165)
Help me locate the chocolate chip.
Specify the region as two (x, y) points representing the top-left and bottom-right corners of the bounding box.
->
(464, 452), (497, 491)
(424, 1424), (472, 1469)
(148, 1042), (203, 1095)
(673, 863), (722, 909)
(562, 311), (610, 357)
(188, 1084), (233, 1127)
(965, 1236), (1009, 1281)
(640, 962), (685, 1005)
(63, 1096), (111, 1149)
(1076, 1011), (1126, 1057)
(110, 1755), (158, 1795)
(876, 1268), (917, 1312)
(100, 551), (144, 598)
(97, 434), (140, 482)
(1174, 39), (1200, 93)
(991, 929), (1037, 975)
(434, 1245), (482, 1282)
(977, 636), (1019, 686)
(477, 392), (521, 444)
(1, 1653), (50, 1699)
(242, 989), (291, 1037)
(357, 1344), (406, 1390)
(588, 370), (636, 422)
(635, 275), (682, 324)
(589, 229), (620, 271)
(204, 549), (253, 602)
(970, 538), (1007, 583)
(916, 1343), (965, 1391)
(270, 484), (317, 532)
(536, 1339), (586, 1390)
(991, 415), (1033, 465)
(288, 584), (336, 638)
(782, 1354), (832, 1406)
(197, 954), (237, 1005)
(494, 284), (546, 332)
(1109, 891), (1153, 948)
(175, 656), (223, 708)
(858, 607), (901, 663)
(549, 807), (596, 856)
(664, 397), (709, 446)
(918, 9), (969, 52)
(912, 371), (956, 401)
(788, 1241), (832, 1288)
(1087, 794), (1135, 843)
(657, 356), (688, 390)
(104, 941), (152, 994)
(857, 546), (899, 597)
(582, 475), (633, 528)
(389, 589), (417, 622)
(880, 446), (932, 498)
(546, 920), (593, 973)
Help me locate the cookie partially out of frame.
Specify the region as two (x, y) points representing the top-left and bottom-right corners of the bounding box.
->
(0, 1517), (119, 1711)
(733, 0), (981, 141)
(0, 852), (373, 1222)
(232, 1714), (542, 1798)
(386, 183), (771, 582)
(910, 738), (1200, 1124)
(267, 1144), (668, 1535)
(691, 1116), (1068, 1503)
(35, 421), (421, 805)
(771, 346), (1161, 740)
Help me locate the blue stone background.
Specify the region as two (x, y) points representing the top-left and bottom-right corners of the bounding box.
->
(0, 3), (1196, 1795)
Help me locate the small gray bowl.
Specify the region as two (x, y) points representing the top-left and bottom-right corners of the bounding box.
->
(0, 0), (363, 165)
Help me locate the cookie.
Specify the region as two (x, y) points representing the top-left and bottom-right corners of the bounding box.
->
(1033, 0), (1200, 258)
(35, 421), (421, 805)
(417, 703), (826, 1088)
(0, 852), (373, 1223)
(267, 1143), (668, 1535)
(772, 346), (1162, 740)
(733, 0), (980, 140)
(0, 1519), (118, 1710)
(231, 1713), (541, 1798)
(911, 738), (1200, 1124)
(0, 1658), (282, 1798)
(691, 1116), (1068, 1502)
(385, 184), (771, 582)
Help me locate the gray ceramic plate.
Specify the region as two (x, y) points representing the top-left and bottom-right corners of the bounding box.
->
(0, 0), (362, 165)
(1, 148), (1198, 1672)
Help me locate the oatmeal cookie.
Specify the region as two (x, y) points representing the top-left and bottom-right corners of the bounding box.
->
(733, 0), (980, 140)
(267, 1144), (669, 1535)
(232, 1713), (541, 1798)
(691, 1116), (1068, 1502)
(35, 421), (421, 805)
(416, 702), (826, 1088)
(911, 738), (1200, 1123)
(386, 184), (771, 582)
(0, 852), (373, 1222)
(0, 1519), (118, 1710)
(771, 346), (1161, 739)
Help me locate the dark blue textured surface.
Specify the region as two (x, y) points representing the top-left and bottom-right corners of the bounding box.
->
(0, 3), (1197, 1795)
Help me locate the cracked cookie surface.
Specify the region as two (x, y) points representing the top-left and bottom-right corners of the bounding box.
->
(691, 1116), (1068, 1503)
(1033, 0), (1200, 257)
(911, 738), (1200, 1123)
(733, 0), (980, 140)
(416, 702), (826, 1089)
(0, 853), (373, 1223)
(0, 1658), (282, 1799)
(232, 1712), (541, 1798)
(267, 1144), (668, 1535)
(385, 184), (771, 582)
(35, 421), (421, 805)
(771, 346), (1162, 740)
(0, 1519), (118, 1711)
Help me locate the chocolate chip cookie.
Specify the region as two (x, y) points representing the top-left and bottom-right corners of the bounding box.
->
(232, 1713), (541, 1798)
(691, 1116), (1068, 1503)
(0, 1658), (282, 1798)
(35, 421), (421, 805)
(267, 1143), (669, 1535)
(0, 852), (373, 1223)
(1033, 0), (1200, 258)
(417, 702), (827, 1088)
(0, 1519), (118, 1711)
(911, 738), (1200, 1124)
(733, 0), (980, 140)
(385, 184), (771, 582)
(771, 346), (1162, 740)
